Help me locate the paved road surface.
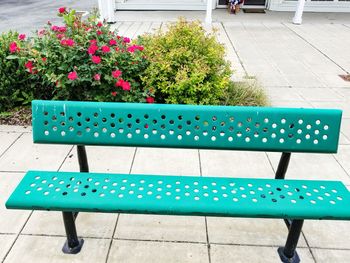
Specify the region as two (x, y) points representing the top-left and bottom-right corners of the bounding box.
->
(0, 0), (97, 35)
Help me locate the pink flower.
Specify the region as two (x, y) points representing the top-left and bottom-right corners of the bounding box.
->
(91, 56), (101, 64)
(18, 34), (26, 41)
(115, 79), (124, 87)
(111, 91), (117, 97)
(51, 26), (66, 33)
(97, 22), (103, 27)
(101, 45), (110, 53)
(123, 37), (130, 43)
(115, 79), (130, 91)
(9, 42), (19, 53)
(68, 71), (78, 80)
(109, 39), (117, 46)
(25, 61), (33, 70)
(56, 34), (65, 39)
(59, 7), (66, 14)
(112, 70), (122, 78)
(146, 97), (155, 103)
(88, 45), (99, 55)
(38, 29), (46, 37)
(127, 45), (144, 53)
(97, 30), (103, 35)
(122, 81), (131, 91)
(90, 39), (97, 45)
(42, 57), (47, 62)
(66, 39), (74, 46)
(94, 74), (101, 81)
(60, 39), (75, 47)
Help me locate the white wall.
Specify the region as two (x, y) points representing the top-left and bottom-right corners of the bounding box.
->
(269, 0), (350, 12)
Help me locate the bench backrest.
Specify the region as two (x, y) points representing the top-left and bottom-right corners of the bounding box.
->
(32, 100), (342, 153)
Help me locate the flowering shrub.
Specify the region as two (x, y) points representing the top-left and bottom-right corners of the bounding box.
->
(26, 8), (151, 102)
(139, 18), (232, 105)
(0, 31), (38, 112)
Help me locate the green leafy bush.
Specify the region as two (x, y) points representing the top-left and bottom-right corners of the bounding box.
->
(139, 18), (232, 105)
(0, 31), (34, 112)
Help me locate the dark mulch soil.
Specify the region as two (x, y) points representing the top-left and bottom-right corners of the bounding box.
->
(0, 107), (32, 126)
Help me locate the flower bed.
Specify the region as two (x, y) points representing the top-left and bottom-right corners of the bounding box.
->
(0, 7), (267, 125)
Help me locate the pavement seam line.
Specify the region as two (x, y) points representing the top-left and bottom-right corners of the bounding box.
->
(104, 147), (137, 262)
(1, 143), (74, 262)
(0, 132), (23, 159)
(220, 22), (248, 76)
(104, 214), (120, 263)
(301, 231), (318, 263)
(198, 149), (212, 263)
(282, 22), (349, 74)
(113, 237), (207, 245)
(331, 153), (350, 179)
(1, 210), (34, 263)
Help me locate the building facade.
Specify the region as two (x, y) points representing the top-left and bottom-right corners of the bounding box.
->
(115, 0), (350, 12)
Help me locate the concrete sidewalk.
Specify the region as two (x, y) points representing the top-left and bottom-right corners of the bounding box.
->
(1, 8), (350, 263)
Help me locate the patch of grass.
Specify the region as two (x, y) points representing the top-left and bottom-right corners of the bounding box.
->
(220, 80), (269, 107)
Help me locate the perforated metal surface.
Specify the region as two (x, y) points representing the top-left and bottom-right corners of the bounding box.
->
(32, 100), (342, 153)
(6, 171), (350, 220)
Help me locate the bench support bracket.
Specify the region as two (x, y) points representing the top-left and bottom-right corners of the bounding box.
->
(278, 219), (303, 263)
(62, 211), (84, 254)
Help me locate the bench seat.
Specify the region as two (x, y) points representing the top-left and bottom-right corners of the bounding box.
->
(6, 170), (350, 220)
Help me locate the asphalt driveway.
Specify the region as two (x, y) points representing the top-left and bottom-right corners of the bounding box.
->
(0, 0), (97, 35)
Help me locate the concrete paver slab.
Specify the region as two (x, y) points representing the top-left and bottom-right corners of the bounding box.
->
(303, 220), (350, 249)
(59, 146), (135, 173)
(0, 125), (31, 133)
(270, 101), (314, 108)
(333, 145), (350, 181)
(0, 172), (31, 234)
(0, 234), (16, 261)
(267, 152), (350, 184)
(211, 244), (315, 263)
(115, 214), (207, 242)
(0, 133), (71, 172)
(22, 211), (118, 239)
(131, 148), (200, 176)
(295, 87), (345, 102)
(4, 235), (110, 263)
(312, 248), (350, 263)
(310, 101), (350, 118)
(264, 87), (305, 102)
(339, 132), (350, 145)
(107, 239), (209, 263)
(0, 132), (21, 157)
(339, 119), (350, 140)
(207, 217), (307, 247)
(200, 150), (274, 178)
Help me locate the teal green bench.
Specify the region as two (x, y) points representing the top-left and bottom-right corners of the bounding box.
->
(6, 100), (350, 262)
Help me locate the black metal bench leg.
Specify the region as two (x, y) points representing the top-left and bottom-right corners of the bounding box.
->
(62, 212), (84, 254)
(278, 219), (304, 263)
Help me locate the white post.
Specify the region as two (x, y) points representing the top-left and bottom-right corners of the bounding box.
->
(205, 0), (213, 24)
(293, 0), (306, 25)
(98, 0), (116, 23)
(107, 0), (116, 23)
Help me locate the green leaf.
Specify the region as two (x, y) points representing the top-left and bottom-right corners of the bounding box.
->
(6, 55), (19, 60)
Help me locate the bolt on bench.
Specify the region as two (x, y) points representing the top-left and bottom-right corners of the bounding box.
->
(6, 100), (350, 262)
